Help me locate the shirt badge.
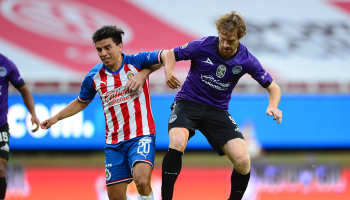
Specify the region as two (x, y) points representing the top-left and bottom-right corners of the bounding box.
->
(0, 67), (7, 77)
(216, 65), (226, 78)
(127, 71), (135, 80)
(232, 65), (242, 74)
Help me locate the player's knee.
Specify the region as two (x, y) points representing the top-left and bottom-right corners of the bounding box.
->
(235, 154), (250, 175)
(134, 176), (151, 194)
(169, 135), (186, 150)
(0, 162), (6, 177)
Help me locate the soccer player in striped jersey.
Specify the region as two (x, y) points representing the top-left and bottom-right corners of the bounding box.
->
(161, 11), (282, 200)
(40, 25), (175, 200)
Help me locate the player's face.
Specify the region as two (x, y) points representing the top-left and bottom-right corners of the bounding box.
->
(95, 37), (122, 69)
(218, 30), (240, 59)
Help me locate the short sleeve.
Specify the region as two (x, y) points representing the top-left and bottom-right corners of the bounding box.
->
(78, 74), (97, 103)
(129, 50), (163, 70)
(173, 39), (202, 61)
(8, 60), (25, 89)
(247, 56), (273, 88)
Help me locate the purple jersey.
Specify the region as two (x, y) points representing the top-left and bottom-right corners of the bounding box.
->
(0, 54), (25, 127)
(173, 36), (273, 111)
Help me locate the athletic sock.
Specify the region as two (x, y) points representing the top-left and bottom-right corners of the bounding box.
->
(138, 194), (154, 200)
(161, 148), (183, 200)
(228, 169), (250, 200)
(0, 177), (6, 199)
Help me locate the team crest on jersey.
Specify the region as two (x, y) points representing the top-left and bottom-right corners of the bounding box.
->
(0, 67), (7, 77)
(232, 65), (242, 74)
(181, 43), (188, 49)
(127, 71), (135, 80)
(169, 115), (177, 123)
(105, 168), (111, 181)
(216, 65), (226, 78)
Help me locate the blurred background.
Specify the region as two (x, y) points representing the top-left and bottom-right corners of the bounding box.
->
(1, 0), (350, 199)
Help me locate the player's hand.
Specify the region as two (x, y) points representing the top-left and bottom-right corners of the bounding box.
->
(40, 117), (58, 130)
(125, 73), (146, 93)
(266, 108), (282, 124)
(31, 115), (40, 132)
(165, 68), (181, 89)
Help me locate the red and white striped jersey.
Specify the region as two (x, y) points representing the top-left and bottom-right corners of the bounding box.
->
(78, 51), (162, 144)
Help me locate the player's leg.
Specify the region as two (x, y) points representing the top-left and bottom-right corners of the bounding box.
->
(128, 135), (156, 199)
(162, 127), (189, 200)
(0, 124), (10, 200)
(162, 100), (201, 200)
(0, 158), (7, 200)
(107, 182), (128, 200)
(221, 138), (251, 200)
(199, 108), (250, 200)
(133, 162), (153, 199)
(105, 143), (133, 200)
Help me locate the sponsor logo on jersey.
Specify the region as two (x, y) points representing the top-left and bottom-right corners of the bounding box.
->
(201, 58), (213, 65)
(103, 88), (139, 106)
(126, 71), (135, 80)
(105, 168), (111, 181)
(232, 65), (242, 74)
(181, 43), (188, 49)
(0, 67), (7, 77)
(105, 163), (112, 167)
(201, 74), (231, 90)
(216, 65), (226, 78)
(169, 115), (177, 123)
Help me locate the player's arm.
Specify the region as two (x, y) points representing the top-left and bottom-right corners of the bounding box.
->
(125, 50), (179, 92)
(265, 80), (282, 124)
(164, 49), (181, 89)
(17, 85), (40, 132)
(40, 99), (89, 129)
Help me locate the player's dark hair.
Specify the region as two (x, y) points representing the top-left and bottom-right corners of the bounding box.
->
(92, 25), (124, 45)
(215, 11), (246, 39)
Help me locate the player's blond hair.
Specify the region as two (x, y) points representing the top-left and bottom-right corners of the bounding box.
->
(215, 11), (246, 39)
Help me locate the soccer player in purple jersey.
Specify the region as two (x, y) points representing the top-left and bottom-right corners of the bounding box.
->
(0, 53), (40, 200)
(161, 11), (282, 200)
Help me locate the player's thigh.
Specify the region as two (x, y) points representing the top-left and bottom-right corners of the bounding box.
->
(0, 125), (10, 177)
(105, 144), (133, 186)
(221, 138), (250, 167)
(132, 162), (153, 184)
(128, 135), (156, 171)
(107, 181), (128, 200)
(199, 109), (244, 156)
(168, 100), (203, 150)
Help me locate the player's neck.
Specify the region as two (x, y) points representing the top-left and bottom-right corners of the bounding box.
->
(107, 55), (123, 72)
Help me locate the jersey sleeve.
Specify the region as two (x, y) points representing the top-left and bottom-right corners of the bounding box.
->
(78, 73), (97, 103)
(173, 39), (202, 61)
(129, 50), (163, 70)
(8, 60), (25, 89)
(247, 55), (273, 88)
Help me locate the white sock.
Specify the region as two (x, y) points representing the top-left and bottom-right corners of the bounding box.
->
(138, 194), (154, 200)
(126, 194), (132, 200)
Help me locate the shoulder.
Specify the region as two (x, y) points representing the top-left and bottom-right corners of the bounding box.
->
(86, 63), (104, 79)
(238, 43), (256, 62)
(0, 54), (18, 76)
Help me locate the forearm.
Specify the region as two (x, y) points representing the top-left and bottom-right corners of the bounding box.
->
(162, 49), (176, 71)
(19, 86), (37, 117)
(55, 99), (88, 121)
(266, 81), (281, 109)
